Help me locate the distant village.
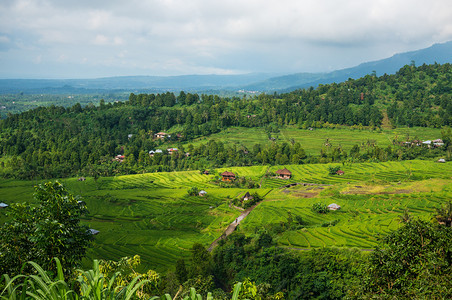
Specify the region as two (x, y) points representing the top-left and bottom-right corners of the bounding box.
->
(113, 132), (447, 163)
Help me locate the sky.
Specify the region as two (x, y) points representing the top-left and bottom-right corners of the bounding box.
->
(1, 0), (452, 79)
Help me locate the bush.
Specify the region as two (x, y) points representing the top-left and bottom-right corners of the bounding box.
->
(0, 181), (92, 277)
(321, 219), (339, 227)
(312, 202), (329, 214)
(187, 186), (200, 196)
(328, 166), (341, 175)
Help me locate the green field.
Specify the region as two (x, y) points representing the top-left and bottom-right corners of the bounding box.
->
(1, 160), (451, 273)
(182, 126), (444, 155)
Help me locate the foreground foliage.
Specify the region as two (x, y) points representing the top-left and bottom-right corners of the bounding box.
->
(0, 182), (92, 277)
(356, 219), (452, 298)
(0, 258), (246, 300)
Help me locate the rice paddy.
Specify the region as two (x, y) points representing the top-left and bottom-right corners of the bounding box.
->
(182, 126), (444, 155)
(0, 160), (450, 273)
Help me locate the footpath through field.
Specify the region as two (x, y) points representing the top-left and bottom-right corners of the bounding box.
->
(208, 204), (258, 252)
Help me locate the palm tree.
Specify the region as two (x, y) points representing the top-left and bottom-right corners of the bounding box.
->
(398, 208), (412, 223)
(434, 202), (452, 227)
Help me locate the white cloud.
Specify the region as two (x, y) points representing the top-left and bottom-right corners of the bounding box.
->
(0, 0), (451, 77)
(0, 35), (10, 44)
(94, 34), (109, 45)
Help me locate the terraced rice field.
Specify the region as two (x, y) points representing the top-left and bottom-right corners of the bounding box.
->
(183, 126), (444, 155)
(1, 160), (450, 272)
(242, 160), (451, 250)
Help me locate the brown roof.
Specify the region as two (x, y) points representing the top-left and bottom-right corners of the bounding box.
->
(276, 168), (291, 175)
(221, 171), (235, 176)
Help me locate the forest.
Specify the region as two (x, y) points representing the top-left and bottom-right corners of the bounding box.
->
(0, 63), (451, 180)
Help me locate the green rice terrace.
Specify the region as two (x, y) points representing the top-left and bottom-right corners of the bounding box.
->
(184, 125), (445, 156)
(0, 159), (451, 273)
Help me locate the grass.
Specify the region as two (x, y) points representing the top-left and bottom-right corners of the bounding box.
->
(0, 159), (451, 273)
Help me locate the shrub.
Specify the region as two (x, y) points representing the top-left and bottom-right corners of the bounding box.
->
(187, 186), (200, 196)
(321, 219), (339, 227)
(0, 181), (92, 277)
(328, 166), (341, 175)
(312, 202), (329, 214)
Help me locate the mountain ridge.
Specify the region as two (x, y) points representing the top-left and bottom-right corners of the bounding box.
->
(246, 41), (452, 92)
(0, 41), (451, 94)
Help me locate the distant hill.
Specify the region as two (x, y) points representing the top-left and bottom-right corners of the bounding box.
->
(245, 41), (452, 92)
(0, 73), (277, 94)
(0, 41), (451, 94)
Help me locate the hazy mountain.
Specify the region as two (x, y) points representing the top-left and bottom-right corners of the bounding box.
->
(245, 40), (452, 92)
(0, 41), (450, 94)
(0, 73), (277, 94)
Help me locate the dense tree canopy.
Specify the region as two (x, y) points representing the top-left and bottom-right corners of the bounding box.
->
(357, 219), (452, 298)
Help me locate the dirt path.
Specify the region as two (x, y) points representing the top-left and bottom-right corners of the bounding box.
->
(207, 204), (258, 252)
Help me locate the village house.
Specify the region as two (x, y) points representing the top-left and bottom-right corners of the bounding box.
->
(199, 190), (207, 196)
(276, 168), (292, 179)
(149, 149), (163, 157)
(438, 158), (446, 163)
(167, 148), (178, 154)
(241, 192), (254, 202)
(221, 171), (236, 181)
(336, 170), (345, 175)
(114, 155), (125, 162)
(0, 202), (8, 209)
(433, 139), (444, 147)
(155, 132), (167, 139)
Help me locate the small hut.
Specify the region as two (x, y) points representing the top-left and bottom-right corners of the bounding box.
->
(328, 203), (341, 211)
(88, 229), (100, 235)
(221, 171), (236, 181)
(336, 170), (345, 175)
(0, 202), (8, 209)
(241, 192), (254, 202)
(199, 190), (207, 196)
(276, 168), (292, 179)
